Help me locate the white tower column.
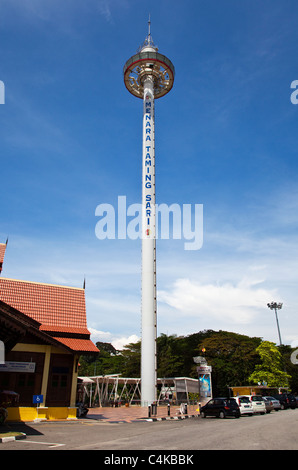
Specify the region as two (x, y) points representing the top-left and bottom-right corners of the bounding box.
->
(123, 21), (175, 408)
(141, 76), (156, 406)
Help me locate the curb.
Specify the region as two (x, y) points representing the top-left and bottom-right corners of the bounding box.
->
(143, 414), (199, 422)
(0, 432), (26, 443)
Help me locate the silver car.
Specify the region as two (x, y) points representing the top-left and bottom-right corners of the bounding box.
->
(263, 397), (274, 413)
(263, 396), (281, 411)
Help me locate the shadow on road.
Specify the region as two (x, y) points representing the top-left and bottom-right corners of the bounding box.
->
(0, 422), (43, 436)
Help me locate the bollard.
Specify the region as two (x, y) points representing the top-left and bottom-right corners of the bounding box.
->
(185, 403), (188, 415)
(151, 402), (157, 416)
(148, 405), (151, 418)
(167, 403), (170, 416)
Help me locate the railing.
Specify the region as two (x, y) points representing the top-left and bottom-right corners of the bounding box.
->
(148, 401), (199, 418)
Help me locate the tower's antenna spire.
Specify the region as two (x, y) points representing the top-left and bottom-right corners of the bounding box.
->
(148, 14), (151, 38)
(138, 14), (157, 52)
(147, 14), (152, 46)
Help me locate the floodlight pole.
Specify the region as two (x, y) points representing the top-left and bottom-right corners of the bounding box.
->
(267, 302), (283, 346)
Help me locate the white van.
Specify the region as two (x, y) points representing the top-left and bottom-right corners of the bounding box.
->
(239, 395), (266, 415)
(234, 396), (254, 416)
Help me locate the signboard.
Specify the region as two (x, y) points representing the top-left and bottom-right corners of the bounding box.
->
(197, 364), (212, 399)
(33, 395), (43, 405)
(0, 361), (36, 373)
(197, 365), (212, 373)
(193, 356), (207, 364)
(199, 374), (212, 398)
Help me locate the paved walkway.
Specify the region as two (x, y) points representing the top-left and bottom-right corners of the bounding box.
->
(86, 404), (200, 423)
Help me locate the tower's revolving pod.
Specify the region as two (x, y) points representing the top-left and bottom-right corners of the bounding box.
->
(123, 52), (175, 99)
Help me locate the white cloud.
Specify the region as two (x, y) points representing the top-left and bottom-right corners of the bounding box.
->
(158, 277), (277, 326)
(88, 327), (113, 342)
(89, 327), (139, 350)
(112, 335), (140, 351)
(290, 339), (298, 349)
(97, 0), (112, 23)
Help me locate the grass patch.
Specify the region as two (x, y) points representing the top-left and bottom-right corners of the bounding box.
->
(0, 431), (24, 438)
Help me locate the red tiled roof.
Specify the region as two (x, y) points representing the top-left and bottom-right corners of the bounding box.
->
(0, 299), (73, 353)
(40, 325), (90, 335)
(0, 278), (87, 329)
(52, 337), (99, 353)
(0, 277), (99, 354)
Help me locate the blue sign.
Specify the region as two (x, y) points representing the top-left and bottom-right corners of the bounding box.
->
(33, 394), (43, 404)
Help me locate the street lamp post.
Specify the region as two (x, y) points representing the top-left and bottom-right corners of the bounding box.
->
(267, 302), (283, 346)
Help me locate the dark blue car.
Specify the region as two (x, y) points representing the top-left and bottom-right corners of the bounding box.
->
(200, 397), (240, 419)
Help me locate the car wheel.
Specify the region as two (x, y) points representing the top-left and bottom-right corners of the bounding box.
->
(219, 411), (225, 419)
(200, 411), (206, 418)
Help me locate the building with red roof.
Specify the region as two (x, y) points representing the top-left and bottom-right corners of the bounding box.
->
(0, 277), (98, 354)
(0, 242), (98, 421)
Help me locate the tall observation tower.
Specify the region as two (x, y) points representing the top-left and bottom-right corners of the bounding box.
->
(123, 19), (175, 406)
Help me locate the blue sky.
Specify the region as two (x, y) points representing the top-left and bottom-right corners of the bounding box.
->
(1, 0), (298, 349)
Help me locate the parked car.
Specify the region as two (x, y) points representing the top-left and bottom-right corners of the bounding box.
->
(0, 390), (20, 424)
(263, 397), (274, 413)
(238, 395), (266, 415)
(0, 390), (19, 407)
(234, 396), (254, 416)
(273, 394), (297, 410)
(263, 396), (281, 411)
(200, 398), (240, 419)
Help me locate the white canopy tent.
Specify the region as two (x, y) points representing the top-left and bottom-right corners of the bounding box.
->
(77, 375), (199, 407)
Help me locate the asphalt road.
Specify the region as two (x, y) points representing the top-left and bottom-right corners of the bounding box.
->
(1, 408), (298, 452)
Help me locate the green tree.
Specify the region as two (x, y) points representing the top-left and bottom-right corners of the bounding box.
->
(197, 331), (262, 396)
(157, 334), (184, 377)
(157, 330), (217, 378)
(78, 342), (123, 376)
(279, 345), (298, 393)
(79, 331), (292, 397)
(120, 340), (141, 377)
(249, 341), (291, 387)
